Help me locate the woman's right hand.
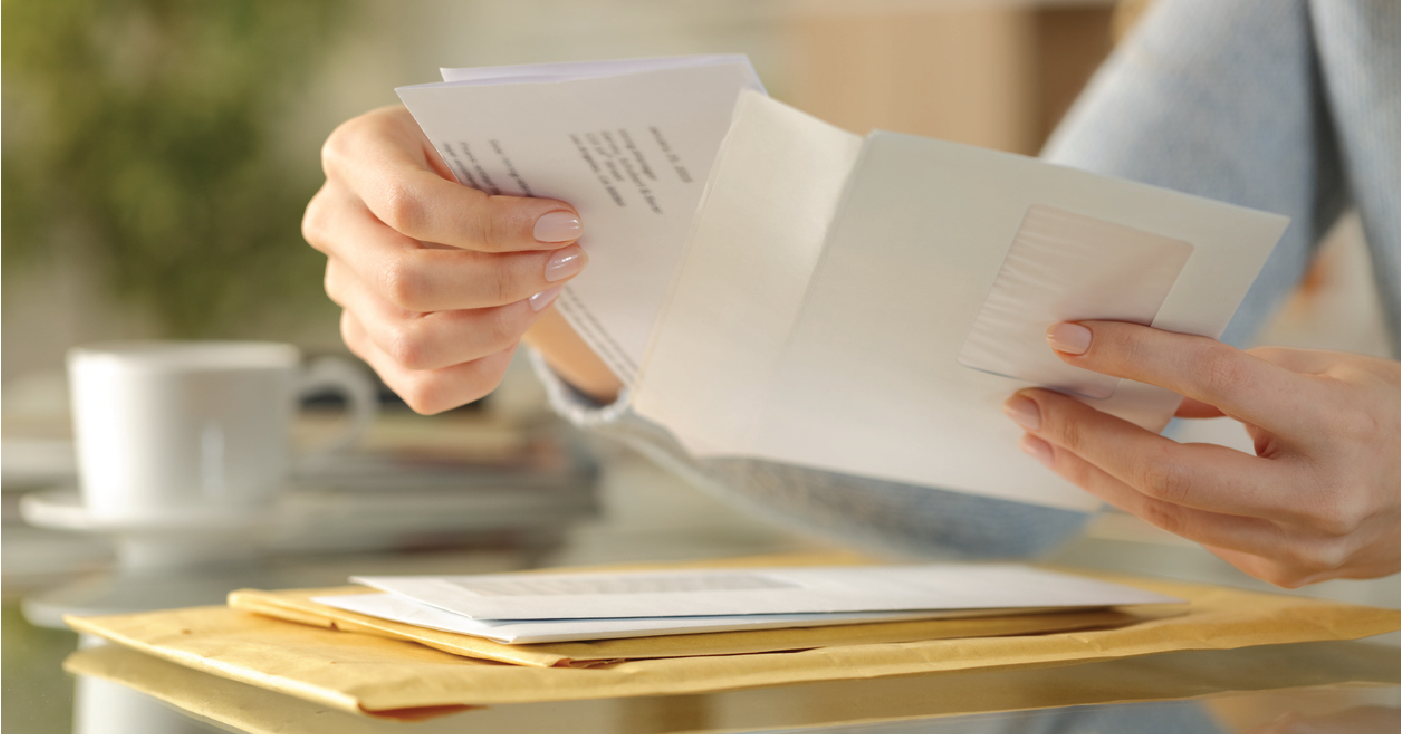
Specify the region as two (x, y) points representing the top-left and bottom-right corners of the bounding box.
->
(302, 105), (590, 413)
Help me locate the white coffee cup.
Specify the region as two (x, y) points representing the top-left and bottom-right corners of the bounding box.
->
(68, 342), (375, 521)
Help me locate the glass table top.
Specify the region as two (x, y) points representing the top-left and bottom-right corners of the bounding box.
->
(57, 637), (1401, 734)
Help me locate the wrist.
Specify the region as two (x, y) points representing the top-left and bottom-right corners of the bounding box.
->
(523, 307), (623, 403)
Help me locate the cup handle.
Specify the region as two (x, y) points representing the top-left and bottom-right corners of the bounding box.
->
(294, 356), (377, 471)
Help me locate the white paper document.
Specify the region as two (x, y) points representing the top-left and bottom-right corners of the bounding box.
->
(398, 55), (763, 381)
(311, 592), (997, 644)
(352, 565), (1181, 622)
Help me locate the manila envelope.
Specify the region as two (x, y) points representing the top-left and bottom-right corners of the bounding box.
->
(64, 640), (1401, 730)
(65, 562), (1401, 715)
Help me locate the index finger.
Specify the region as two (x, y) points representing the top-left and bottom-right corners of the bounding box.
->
(1013, 387), (1299, 521)
(322, 106), (580, 253)
(1048, 320), (1322, 429)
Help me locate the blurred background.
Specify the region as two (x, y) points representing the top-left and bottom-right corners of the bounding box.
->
(2, 0), (1136, 383)
(3, 1), (1396, 731)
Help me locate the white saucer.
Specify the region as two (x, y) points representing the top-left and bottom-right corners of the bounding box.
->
(21, 489), (274, 533)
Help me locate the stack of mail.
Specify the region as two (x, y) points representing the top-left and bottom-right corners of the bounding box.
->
(282, 564), (1181, 645)
(68, 555), (1401, 715)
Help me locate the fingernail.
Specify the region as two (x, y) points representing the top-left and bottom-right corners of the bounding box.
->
(1003, 395), (1041, 431)
(545, 245), (587, 282)
(529, 286), (562, 311)
(534, 211), (581, 243)
(1047, 322), (1092, 355)
(1019, 434), (1056, 469)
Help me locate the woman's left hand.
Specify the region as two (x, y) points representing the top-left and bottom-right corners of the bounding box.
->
(1002, 320), (1401, 587)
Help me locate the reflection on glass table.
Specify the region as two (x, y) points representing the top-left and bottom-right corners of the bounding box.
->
(62, 640), (1401, 734)
(2, 412), (602, 733)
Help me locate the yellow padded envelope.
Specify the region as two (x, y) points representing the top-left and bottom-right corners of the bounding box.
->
(64, 640), (1401, 730)
(65, 568), (1401, 715)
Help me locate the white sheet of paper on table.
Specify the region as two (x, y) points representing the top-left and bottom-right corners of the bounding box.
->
(311, 592), (1016, 644)
(351, 565), (1183, 621)
(632, 91), (1289, 511)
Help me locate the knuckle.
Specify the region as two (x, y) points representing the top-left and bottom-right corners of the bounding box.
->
(322, 111), (379, 157)
(1136, 455), (1194, 505)
(339, 313), (378, 371)
(1197, 345), (1251, 398)
(1260, 567), (1310, 589)
(383, 321), (434, 370)
(1137, 498), (1187, 537)
(472, 200), (507, 251)
(322, 268), (343, 307)
(319, 125), (350, 174)
(376, 180), (428, 238)
(1104, 325), (1145, 359)
(481, 305), (526, 349)
(338, 311), (360, 352)
(393, 375), (451, 416)
(301, 192), (330, 249)
(1056, 450), (1095, 489)
(378, 257), (431, 311)
(486, 261), (516, 305)
(1305, 486), (1371, 537)
(451, 216), (499, 254)
(1048, 408), (1085, 452)
(320, 115), (372, 177)
(1283, 537), (1352, 581)
(1089, 324), (1152, 371)
(1306, 511), (1352, 539)
(1311, 539), (1352, 573)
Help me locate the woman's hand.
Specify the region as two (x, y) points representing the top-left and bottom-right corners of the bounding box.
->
(1002, 320), (1401, 587)
(302, 105), (600, 413)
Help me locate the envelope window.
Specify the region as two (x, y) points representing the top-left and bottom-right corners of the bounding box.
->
(958, 204), (1194, 399)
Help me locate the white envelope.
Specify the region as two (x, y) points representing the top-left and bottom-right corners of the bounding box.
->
(311, 592), (1004, 644)
(352, 565), (1183, 621)
(633, 92), (1288, 510)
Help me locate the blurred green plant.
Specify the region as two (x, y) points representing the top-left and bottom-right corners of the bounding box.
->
(2, 603), (77, 733)
(3, 0), (352, 337)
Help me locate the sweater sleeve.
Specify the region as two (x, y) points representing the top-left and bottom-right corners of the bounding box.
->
(1043, 0), (1354, 350)
(528, 350), (1092, 561)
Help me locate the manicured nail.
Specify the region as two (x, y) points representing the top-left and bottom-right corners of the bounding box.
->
(1003, 395), (1041, 431)
(1019, 434), (1056, 469)
(533, 211), (581, 243)
(1047, 322), (1092, 355)
(545, 245), (587, 282)
(529, 286), (562, 311)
